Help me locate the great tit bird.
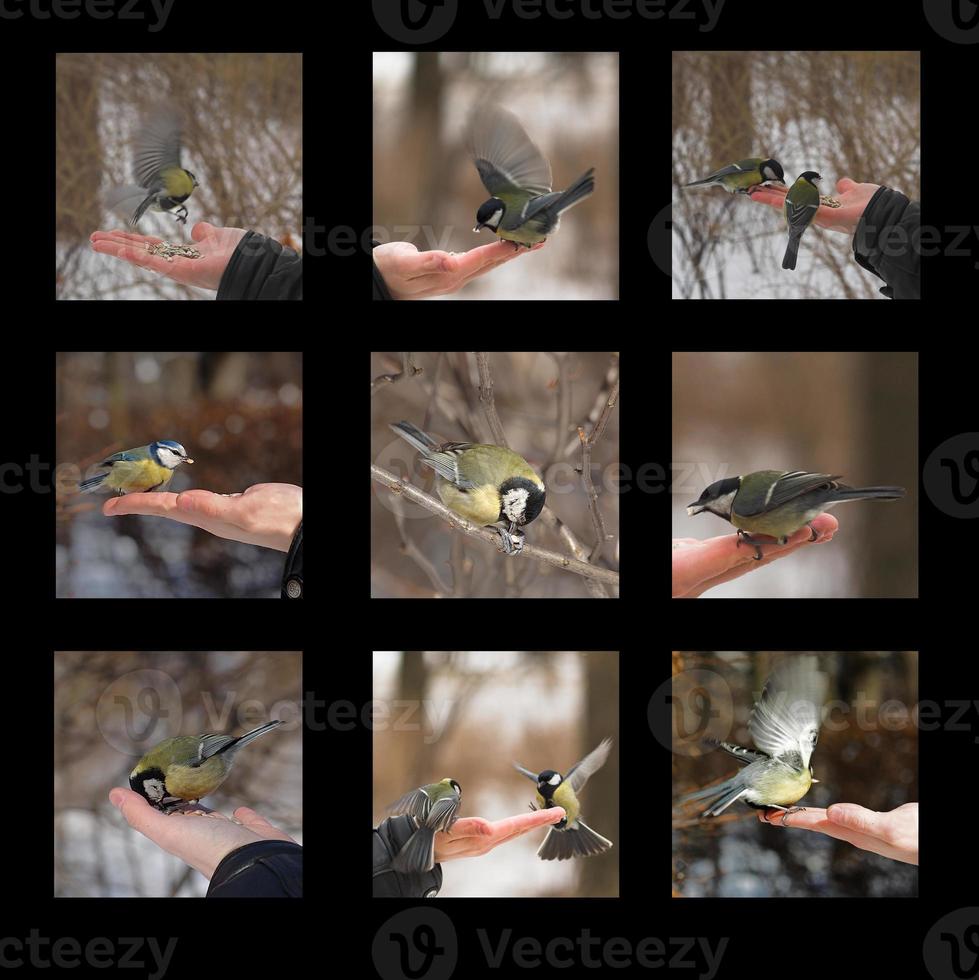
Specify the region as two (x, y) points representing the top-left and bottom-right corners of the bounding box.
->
(130, 720), (281, 812)
(686, 469), (906, 559)
(782, 171), (822, 270)
(513, 737), (613, 860)
(78, 440), (194, 494)
(106, 110), (199, 228)
(683, 158), (785, 194)
(388, 778), (463, 874)
(468, 103), (595, 248)
(675, 657), (827, 818)
(389, 420), (545, 555)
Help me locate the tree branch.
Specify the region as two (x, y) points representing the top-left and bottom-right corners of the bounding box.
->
(546, 352), (573, 469)
(372, 463), (619, 587)
(577, 377), (620, 562)
(370, 352), (422, 397)
(474, 352), (508, 446)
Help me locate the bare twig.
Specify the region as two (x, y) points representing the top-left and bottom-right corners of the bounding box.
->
(449, 533), (472, 596)
(370, 352), (422, 397)
(422, 351), (445, 432)
(372, 463), (619, 587)
(474, 352), (508, 446)
(539, 510), (609, 598)
(577, 377), (620, 562)
(547, 352), (573, 469)
(562, 353), (620, 458)
(391, 495), (451, 593)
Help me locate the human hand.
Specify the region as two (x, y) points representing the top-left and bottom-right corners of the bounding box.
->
(101, 482), (302, 552)
(760, 801), (917, 865)
(373, 239), (543, 299)
(90, 222), (249, 290)
(672, 514), (838, 598)
(749, 178), (880, 236)
(433, 807), (566, 863)
(110, 788), (297, 879)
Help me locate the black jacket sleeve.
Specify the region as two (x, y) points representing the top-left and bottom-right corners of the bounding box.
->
(852, 187), (920, 299)
(206, 840), (303, 897)
(217, 231), (302, 300)
(373, 816), (443, 897)
(281, 521), (302, 599)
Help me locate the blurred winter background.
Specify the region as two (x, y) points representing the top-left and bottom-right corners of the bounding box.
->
(373, 650), (619, 897)
(672, 351), (917, 598)
(56, 351), (302, 598)
(53, 650), (301, 897)
(373, 52), (618, 300)
(55, 53), (302, 300)
(672, 51), (920, 298)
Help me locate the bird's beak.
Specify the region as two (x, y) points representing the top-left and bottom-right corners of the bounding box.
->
(473, 223), (483, 233)
(686, 504), (704, 516)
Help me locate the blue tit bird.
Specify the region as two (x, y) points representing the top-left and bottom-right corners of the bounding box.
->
(130, 720), (282, 812)
(782, 171), (822, 270)
(469, 103), (595, 249)
(78, 440), (194, 494)
(675, 657), (827, 819)
(106, 110), (199, 228)
(683, 158), (785, 194)
(514, 737), (613, 860)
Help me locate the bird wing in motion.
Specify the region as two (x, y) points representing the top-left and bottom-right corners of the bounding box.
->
(749, 656), (826, 767)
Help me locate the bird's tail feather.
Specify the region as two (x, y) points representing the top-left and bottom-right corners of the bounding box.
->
(78, 472), (108, 493)
(551, 168), (596, 215)
(675, 775), (745, 816)
(537, 820), (612, 860)
(782, 236), (800, 270)
(831, 486), (905, 501)
(389, 421), (439, 453)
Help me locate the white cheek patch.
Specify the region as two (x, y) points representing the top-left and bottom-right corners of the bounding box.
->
(502, 487), (530, 522)
(489, 207), (503, 228)
(708, 489), (738, 517)
(142, 778), (167, 802)
(547, 773), (562, 786)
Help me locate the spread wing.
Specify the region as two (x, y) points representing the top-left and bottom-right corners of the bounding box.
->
(566, 737), (613, 793)
(469, 103), (552, 197)
(749, 657), (826, 768)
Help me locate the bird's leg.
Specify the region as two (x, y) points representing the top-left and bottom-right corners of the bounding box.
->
(496, 525), (525, 556)
(736, 529), (765, 561)
(807, 521), (820, 542)
(761, 805), (806, 824)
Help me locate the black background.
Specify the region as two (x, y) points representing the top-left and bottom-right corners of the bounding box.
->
(0, 0), (972, 977)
